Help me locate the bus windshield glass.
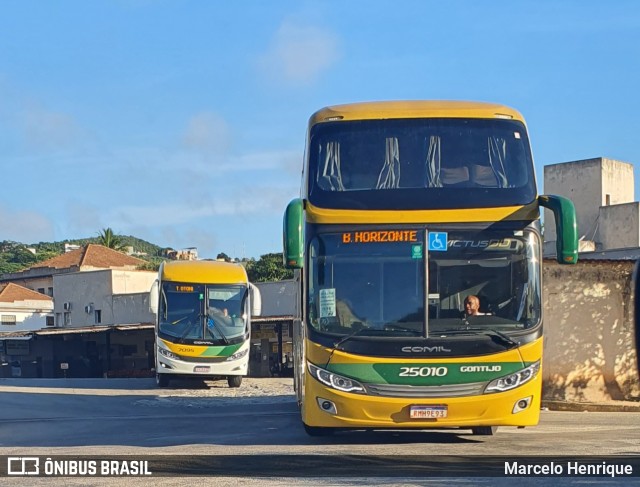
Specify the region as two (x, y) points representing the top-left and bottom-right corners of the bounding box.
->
(308, 118), (536, 209)
(307, 227), (541, 339)
(159, 283), (247, 343)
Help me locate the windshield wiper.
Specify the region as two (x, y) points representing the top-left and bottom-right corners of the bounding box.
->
(324, 327), (374, 368)
(332, 326), (374, 350)
(206, 317), (230, 344)
(440, 322), (519, 348)
(179, 319), (199, 340)
(383, 323), (422, 335)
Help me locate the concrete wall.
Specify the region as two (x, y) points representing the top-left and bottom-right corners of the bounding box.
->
(598, 202), (640, 250)
(111, 270), (156, 294)
(601, 157), (634, 205)
(544, 159), (603, 244)
(543, 260), (638, 402)
(53, 270), (156, 327)
(112, 293), (155, 325)
(544, 158), (636, 253)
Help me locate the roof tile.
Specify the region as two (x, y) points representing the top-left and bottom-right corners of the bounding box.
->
(30, 244), (145, 270)
(0, 283), (53, 303)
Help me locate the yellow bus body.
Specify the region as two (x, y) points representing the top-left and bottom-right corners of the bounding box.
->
(161, 260), (249, 285)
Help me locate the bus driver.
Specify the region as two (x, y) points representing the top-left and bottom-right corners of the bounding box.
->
(464, 295), (486, 317)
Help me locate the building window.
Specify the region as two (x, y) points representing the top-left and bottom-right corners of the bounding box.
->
(47, 287), (53, 297)
(46, 316), (55, 327)
(605, 193), (611, 206)
(95, 310), (102, 324)
(37, 288), (45, 294)
(63, 312), (71, 326)
(1, 315), (17, 326)
(56, 313), (62, 326)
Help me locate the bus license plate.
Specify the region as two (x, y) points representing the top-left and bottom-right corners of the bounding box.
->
(410, 405), (447, 419)
(194, 366), (210, 373)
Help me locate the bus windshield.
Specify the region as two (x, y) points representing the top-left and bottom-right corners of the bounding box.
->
(308, 118), (536, 210)
(159, 283), (247, 344)
(307, 227), (541, 339)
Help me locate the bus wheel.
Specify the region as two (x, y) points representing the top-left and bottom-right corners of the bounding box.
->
(471, 426), (498, 436)
(156, 373), (170, 388)
(303, 423), (335, 437)
(227, 376), (242, 388)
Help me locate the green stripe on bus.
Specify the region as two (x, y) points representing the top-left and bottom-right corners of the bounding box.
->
(326, 362), (532, 386)
(199, 343), (242, 357)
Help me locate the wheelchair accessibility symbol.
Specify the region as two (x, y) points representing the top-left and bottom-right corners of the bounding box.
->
(428, 232), (448, 252)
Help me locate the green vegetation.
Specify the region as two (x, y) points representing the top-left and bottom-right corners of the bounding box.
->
(0, 236), (292, 282)
(0, 235), (167, 275)
(97, 227), (126, 251)
(245, 252), (294, 282)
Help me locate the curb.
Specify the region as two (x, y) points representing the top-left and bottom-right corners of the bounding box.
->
(542, 400), (640, 413)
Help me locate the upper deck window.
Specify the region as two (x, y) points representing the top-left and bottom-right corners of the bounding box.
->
(308, 118), (536, 210)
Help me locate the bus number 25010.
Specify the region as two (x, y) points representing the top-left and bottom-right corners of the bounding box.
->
(399, 366), (448, 377)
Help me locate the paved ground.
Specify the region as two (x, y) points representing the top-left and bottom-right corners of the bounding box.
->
(1, 378), (639, 486)
(2, 377), (638, 410)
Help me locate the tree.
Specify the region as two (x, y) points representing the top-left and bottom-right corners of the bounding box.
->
(246, 252), (293, 282)
(216, 252), (231, 262)
(97, 228), (126, 251)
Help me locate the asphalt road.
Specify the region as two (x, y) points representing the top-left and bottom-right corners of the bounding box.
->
(0, 378), (638, 486)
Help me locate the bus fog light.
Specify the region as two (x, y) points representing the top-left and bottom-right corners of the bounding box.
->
(317, 397), (337, 415)
(513, 396), (532, 413)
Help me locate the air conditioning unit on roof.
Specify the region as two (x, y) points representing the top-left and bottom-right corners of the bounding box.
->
(63, 302), (72, 311)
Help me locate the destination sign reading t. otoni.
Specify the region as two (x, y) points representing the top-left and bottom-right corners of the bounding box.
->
(342, 230), (418, 244)
(174, 285), (195, 292)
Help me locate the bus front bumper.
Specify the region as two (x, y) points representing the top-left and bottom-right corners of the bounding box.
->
(303, 374), (541, 429)
(156, 356), (248, 377)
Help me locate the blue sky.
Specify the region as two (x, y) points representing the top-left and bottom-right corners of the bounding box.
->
(1, 1), (639, 259)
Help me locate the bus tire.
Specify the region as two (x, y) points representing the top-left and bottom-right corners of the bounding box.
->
(471, 426), (498, 436)
(227, 376), (242, 388)
(303, 423), (335, 437)
(156, 373), (170, 388)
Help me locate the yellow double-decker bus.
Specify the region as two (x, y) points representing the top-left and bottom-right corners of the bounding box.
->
(150, 260), (261, 388)
(283, 100), (577, 436)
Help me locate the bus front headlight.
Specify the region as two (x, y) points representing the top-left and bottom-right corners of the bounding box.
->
(485, 361), (540, 393)
(307, 362), (365, 394)
(158, 347), (179, 361)
(225, 349), (248, 361)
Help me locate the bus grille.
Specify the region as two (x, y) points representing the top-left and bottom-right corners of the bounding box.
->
(177, 355), (228, 363)
(364, 381), (487, 398)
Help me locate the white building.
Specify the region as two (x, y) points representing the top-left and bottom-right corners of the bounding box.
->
(543, 157), (639, 256)
(0, 283), (53, 333)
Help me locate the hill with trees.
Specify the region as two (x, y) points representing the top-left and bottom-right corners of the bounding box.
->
(0, 233), (166, 275)
(0, 233), (292, 282)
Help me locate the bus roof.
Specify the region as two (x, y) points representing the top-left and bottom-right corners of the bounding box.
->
(161, 260), (248, 285)
(309, 100), (525, 126)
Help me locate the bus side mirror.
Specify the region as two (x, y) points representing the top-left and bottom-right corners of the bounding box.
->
(250, 283), (262, 317)
(283, 198), (304, 269)
(539, 194), (578, 265)
(149, 280), (159, 315)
